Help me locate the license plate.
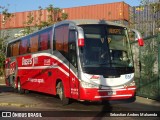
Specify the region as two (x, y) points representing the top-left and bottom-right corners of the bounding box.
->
(108, 91), (116, 96)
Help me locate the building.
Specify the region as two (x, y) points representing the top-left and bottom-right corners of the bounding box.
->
(131, 3), (160, 37)
(63, 2), (130, 26)
(0, 2), (130, 30)
(1, 1), (159, 40)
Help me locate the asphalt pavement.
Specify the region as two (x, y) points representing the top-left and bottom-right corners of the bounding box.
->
(0, 85), (160, 108)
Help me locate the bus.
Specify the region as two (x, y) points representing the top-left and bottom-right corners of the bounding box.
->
(4, 19), (144, 105)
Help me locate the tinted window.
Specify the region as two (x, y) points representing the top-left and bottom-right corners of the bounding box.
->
(12, 41), (20, 56)
(68, 30), (77, 67)
(30, 35), (39, 53)
(39, 28), (52, 51)
(54, 24), (69, 57)
(40, 32), (48, 50)
(19, 38), (29, 55)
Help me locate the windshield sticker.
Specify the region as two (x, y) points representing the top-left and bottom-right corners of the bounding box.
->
(101, 38), (104, 43)
(108, 28), (122, 34)
(108, 38), (111, 43)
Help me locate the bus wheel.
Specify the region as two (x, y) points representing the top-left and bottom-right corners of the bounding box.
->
(12, 77), (19, 93)
(13, 80), (18, 93)
(57, 81), (69, 105)
(17, 80), (24, 94)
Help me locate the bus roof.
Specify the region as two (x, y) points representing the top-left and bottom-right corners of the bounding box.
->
(7, 19), (127, 44)
(55, 19), (127, 28)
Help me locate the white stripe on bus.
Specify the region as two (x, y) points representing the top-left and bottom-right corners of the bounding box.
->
(98, 88), (136, 92)
(95, 94), (132, 98)
(18, 66), (57, 69)
(18, 66), (69, 77)
(32, 53), (76, 77)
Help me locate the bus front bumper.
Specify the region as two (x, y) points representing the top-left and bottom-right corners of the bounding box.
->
(79, 86), (136, 101)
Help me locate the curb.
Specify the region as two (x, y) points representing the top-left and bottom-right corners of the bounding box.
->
(0, 102), (37, 108)
(0, 84), (6, 86)
(136, 96), (160, 107)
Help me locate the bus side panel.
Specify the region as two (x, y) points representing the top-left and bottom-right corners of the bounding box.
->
(4, 57), (17, 87)
(52, 52), (71, 98)
(16, 53), (72, 97)
(69, 70), (80, 99)
(4, 58), (11, 86)
(17, 55), (53, 93)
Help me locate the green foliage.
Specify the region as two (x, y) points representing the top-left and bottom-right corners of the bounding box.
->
(61, 13), (68, 20)
(23, 4), (68, 32)
(141, 39), (157, 80)
(22, 12), (35, 35)
(37, 5), (68, 29)
(0, 6), (13, 75)
(0, 4), (68, 74)
(135, 1), (160, 35)
(0, 5), (14, 25)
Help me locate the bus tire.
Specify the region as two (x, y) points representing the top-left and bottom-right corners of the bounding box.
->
(57, 81), (69, 105)
(17, 80), (24, 94)
(25, 90), (30, 94)
(12, 77), (18, 93)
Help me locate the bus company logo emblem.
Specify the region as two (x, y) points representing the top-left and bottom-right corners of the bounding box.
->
(22, 57), (32, 66)
(2, 112), (11, 117)
(108, 38), (111, 43)
(101, 38), (104, 43)
(125, 74), (131, 79)
(44, 59), (51, 65)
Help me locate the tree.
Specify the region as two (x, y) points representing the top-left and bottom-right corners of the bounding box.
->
(22, 4), (68, 34)
(15, 4), (68, 37)
(22, 12), (35, 35)
(35, 4), (68, 30)
(0, 5), (14, 75)
(150, 2), (160, 34)
(140, 0), (160, 35)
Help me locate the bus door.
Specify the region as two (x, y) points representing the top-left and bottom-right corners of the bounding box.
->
(5, 58), (10, 85)
(5, 58), (16, 87)
(68, 29), (79, 99)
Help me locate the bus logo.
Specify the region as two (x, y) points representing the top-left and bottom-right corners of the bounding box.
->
(125, 74), (132, 79)
(22, 57), (32, 66)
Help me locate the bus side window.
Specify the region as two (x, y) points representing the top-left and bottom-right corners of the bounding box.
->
(7, 44), (12, 57)
(48, 30), (51, 49)
(54, 24), (69, 58)
(20, 38), (28, 55)
(40, 32), (48, 51)
(27, 38), (31, 53)
(68, 30), (77, 68)
(30, 35), (39, 53)
(12, 41), (20, 56)
(39, 28), (52, 51)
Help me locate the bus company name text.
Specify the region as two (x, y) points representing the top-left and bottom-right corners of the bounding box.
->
(27, 78), (44, 83)
(2, 112), (42, 118)
(110, 112), (158, 117)
(22, 57), (32, 66)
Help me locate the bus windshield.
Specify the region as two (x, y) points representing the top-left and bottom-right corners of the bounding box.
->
(79, 25), (134, 75)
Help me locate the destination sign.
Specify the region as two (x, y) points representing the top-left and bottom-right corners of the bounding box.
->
(108, 28), (123, 34)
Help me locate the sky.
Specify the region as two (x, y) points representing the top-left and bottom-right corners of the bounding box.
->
(0, 0), (141, 13)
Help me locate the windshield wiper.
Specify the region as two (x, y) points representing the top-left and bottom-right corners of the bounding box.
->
(97, 62), (110, 66)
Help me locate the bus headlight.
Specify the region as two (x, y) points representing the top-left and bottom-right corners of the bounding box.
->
(80, 81), (99, 88)
(124, 80), (135, 88)
(129, 81), (135, 86)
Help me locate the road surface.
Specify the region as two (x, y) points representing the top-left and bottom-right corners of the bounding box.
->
(0, 85), (160, 120)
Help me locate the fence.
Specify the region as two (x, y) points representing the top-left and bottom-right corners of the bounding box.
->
(131, 34), (160, 101)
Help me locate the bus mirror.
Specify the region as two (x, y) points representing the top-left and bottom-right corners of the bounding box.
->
(78, 38), (84, 47)
(138, 38), (144, 46)
(69, 26), (76, 30)
(130, 29), (144, 46)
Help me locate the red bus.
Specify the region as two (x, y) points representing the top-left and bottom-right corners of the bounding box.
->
(4, 20), (143, 105)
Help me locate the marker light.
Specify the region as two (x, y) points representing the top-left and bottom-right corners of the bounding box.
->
(138, 38), (144, 46)
(90, 75), (100, 79)
(78, 38), (84, 47)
